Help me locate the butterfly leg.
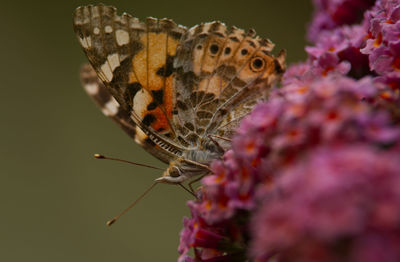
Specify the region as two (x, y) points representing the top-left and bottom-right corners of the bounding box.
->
(208, 134), (232, 142)
(207, 134), (226, 153)
(182, 159), (212, 172)
(188, 175), (206, 197)
(178, 183), (197, 198)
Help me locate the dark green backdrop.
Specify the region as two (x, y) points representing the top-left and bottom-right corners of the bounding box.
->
(1, 1), (312, 261)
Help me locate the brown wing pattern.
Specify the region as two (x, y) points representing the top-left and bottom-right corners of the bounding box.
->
(74, 4), (188, 158)
(80, 64), (136, 138)
(171, 22), (286, 148)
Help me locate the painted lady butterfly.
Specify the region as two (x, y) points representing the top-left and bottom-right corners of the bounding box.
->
(74, 4), (285, 187)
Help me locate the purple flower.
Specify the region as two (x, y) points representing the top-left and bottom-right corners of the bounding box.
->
(308, 0), (376, 42)
(178, 202), (248, 262)
(178, 72), (400, 261)
(177, 1), (400, 261)
(250, 145), (400, 262)
(307, 23), (372, 78)
(361, 0), (400, 81)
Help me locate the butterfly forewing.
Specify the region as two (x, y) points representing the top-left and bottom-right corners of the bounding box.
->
(74, 4), (188, 160)
(80, 64), (181, 163)
(80, 64), (136, 136)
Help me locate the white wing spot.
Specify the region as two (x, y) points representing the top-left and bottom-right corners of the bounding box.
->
(116, 30), (130, 46)
(100, 63), (113, 82)
(79, 36), (91, 48)
(107, 53), (120, 71)
(100, 54), (120, 82)
(134, 126), (148, 145)
(102, 97), (119, 116)
(93, 27), (100, 35)
(84, 83), (99, 95)
(105, 25), (113, 33)
(133, 89), (152, 118)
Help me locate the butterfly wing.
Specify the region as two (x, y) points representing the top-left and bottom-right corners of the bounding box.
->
(80, 64), (136, 137)
(80, 64), (179, 163)
(74, 4), (188, 160)
(74, 4), (285, 168)
(171, 22), (286, 149)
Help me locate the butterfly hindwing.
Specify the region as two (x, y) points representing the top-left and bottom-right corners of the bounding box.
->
(172, 22), (286, 148)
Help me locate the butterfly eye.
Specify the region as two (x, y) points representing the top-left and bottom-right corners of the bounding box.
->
(169, 166), (181, 177)
(250, 57), (265, 72)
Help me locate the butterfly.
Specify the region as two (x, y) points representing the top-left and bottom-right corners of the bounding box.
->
(74, 4), (285, 188)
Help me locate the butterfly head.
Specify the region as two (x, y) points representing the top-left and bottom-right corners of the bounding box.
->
(155, 151), (214, 184)
(155, 165), (187, 184)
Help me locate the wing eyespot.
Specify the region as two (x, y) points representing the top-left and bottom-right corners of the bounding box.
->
(209, 44), (219, 55)
(249, 57), (265, 72)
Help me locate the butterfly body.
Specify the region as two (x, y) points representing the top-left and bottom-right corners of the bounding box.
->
(74, 4), (285, 185)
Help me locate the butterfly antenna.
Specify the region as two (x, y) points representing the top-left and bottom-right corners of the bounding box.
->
(106, 182), (158, 226)
(94, 154), (163, 170)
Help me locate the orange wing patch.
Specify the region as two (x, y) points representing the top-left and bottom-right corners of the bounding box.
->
(129, 32), (180, 136)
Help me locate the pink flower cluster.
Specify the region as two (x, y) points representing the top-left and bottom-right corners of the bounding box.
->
(178, 1), (400, 261)
(307, 0), (400, 86)
(361, 0), (400, 88)
(251, 145), (400, 262)
(178, 75), (400, 262)
(308, 0), (375, 42)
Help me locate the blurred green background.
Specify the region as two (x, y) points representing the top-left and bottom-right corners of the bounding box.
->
(0, 0), (312, 261)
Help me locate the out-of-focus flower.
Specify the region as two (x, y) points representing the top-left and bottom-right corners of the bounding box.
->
(178, 73), (400, 261)
(250, 145), (400, 262)
(308, 0), (376, 42)
(177, 1), (400, 261)
(178, 202), (248, 262)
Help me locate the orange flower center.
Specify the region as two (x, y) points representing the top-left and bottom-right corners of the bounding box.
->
(392, 56), (400, 70)
(322, 66), (334, 76)
(374, 33), (383, 47)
